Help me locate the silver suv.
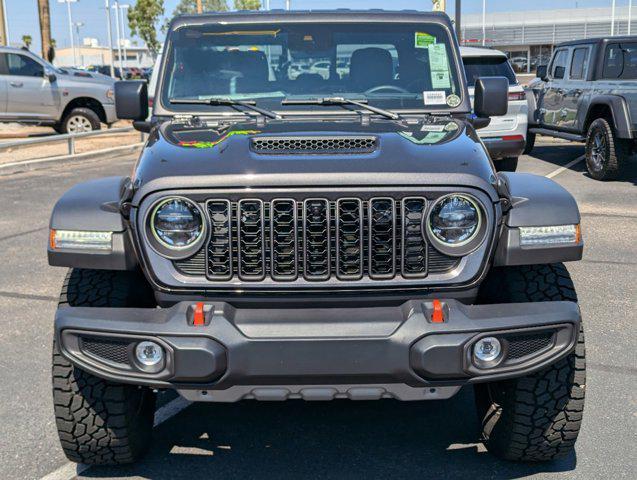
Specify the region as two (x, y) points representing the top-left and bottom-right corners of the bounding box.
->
(0, 47), (117, 133)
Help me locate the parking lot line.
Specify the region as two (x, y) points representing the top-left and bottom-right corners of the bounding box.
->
(39, 397), (193, 480)
(545, 155), (585, 179)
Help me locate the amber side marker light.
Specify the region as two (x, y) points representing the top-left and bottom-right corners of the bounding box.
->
(49, 229), (113, 251)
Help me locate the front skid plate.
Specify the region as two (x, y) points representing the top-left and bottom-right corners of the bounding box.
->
(178, 384), (461, 402)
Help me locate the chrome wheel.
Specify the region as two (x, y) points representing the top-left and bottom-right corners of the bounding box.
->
(589, 130), (607, 172)
(66, 115), (93, 133)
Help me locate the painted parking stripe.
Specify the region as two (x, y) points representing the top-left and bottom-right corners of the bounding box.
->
(39, 397), (192, 480)
(545, 155), (585, 179)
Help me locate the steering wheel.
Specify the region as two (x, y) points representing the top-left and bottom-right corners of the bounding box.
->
(365, 85), (410, 95)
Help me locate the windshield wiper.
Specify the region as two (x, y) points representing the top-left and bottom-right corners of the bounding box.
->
(281, 96), (401, 120)
(169, 97), (281, 120)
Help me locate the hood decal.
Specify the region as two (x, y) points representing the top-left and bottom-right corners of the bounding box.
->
(179, 129), (261, 149)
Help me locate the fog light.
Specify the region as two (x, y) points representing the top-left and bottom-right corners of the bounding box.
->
(473, 337), (501, 364)
(135, 341), (164, 367)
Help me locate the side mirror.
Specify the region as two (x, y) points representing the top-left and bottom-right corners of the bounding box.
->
(115, 80), (148, 121)
(536, 65), (548, 81)
(47, 73), (57, 83)
(474, 76), (508, 118)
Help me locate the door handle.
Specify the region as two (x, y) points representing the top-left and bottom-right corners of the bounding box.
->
(10, 81), (23, 88)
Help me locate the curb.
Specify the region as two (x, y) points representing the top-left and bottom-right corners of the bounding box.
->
(0, 143), (143, 173)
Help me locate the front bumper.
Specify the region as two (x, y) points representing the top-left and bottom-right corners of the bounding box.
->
(55, 299), (580, 402)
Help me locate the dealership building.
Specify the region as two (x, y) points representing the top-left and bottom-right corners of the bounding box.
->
(461, 5), (637, 73)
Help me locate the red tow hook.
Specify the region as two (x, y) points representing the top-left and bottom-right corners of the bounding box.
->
(193, 301), (205, 326)
(431, 299), (445, 323)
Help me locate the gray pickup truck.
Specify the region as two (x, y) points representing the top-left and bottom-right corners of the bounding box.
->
(527, 36), (637, 180)
(0, 47), (117, 133)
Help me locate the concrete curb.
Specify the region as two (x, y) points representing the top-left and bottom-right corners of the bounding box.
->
(0, 143), (143, 172)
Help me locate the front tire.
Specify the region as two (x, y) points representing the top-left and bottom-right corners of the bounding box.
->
(585, 118), (629, 181)
(59, 107), (101, 134)
(52, 269), (156, 465)
(475, 264), (586, 462)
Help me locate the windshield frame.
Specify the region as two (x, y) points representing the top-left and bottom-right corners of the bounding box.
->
(154, 12), (470, 119)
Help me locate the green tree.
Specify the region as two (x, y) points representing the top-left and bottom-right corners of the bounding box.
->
(172, 0), (227, 16)
(234, 0), (260, 9)
(128, 0), (164, 55)
(22, 35), (32, 49)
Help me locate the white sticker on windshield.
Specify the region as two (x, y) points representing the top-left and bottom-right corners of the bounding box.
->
(423, 90), (446, 105)
(428, 43), (451, 89)
(431, 71), (450, 89)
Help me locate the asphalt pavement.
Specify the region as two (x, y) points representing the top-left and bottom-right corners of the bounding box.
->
(0, 143), (635, 480)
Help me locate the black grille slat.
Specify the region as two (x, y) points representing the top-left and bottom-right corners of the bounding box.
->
(251, 136), (377, 155)
(81, 337), (130, 365)
(507, 332), (554, 360)
(401, 197), (428, 278)
(303, 199), (331, 280)
(336, 198), (364, 280)
(368, 198), (396, 279)
(271, 199), (298, 280)
(206, 200), (232, 280)
(237, 199), (265, 280)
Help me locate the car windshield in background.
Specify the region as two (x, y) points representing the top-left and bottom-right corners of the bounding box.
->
(462, 56), (517, 86)
(162, 22), (463, 113)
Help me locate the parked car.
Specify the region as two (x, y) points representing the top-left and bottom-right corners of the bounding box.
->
(87, 64), (123, 79)
(0, 47), (117, 133)
(48, 10), (585, 466)
(461, 46), (528, 171)
(527, 36), (637, 180)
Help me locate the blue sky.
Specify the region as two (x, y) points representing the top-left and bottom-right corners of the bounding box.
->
(4, 0), (622, 56)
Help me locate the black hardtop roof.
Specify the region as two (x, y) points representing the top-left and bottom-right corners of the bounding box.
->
(169, 9), (451, 30)
(556, 35), (637, 48)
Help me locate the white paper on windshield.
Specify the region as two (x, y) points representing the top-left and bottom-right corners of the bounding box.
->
(423, 90), (446, 105)
(428, 43), (451, 89)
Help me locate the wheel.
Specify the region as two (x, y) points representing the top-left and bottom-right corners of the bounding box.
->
(585, 118), (630, 181)
(475, 264), (586, 462)
(523, 131), (535, 154)
(496, 157), (518, 172)
(59, 107), (101, 134)
(52, 269), (156, 465)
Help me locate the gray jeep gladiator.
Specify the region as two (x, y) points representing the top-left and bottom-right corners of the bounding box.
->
(527, 36), (637, 180)
(49, 11), (586, 465)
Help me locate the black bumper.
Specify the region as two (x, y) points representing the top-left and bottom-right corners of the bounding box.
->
(55, 299), (580, 401)
(483, 137), (526, 159)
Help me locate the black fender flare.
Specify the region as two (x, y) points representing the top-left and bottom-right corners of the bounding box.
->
(584, 95), (632, 139)
(48, 176), (137, 270)
(494, 173), (583, 266)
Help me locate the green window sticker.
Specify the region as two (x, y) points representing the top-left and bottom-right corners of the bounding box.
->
(415, 32), (436, 48)
(428, 43), (451, 89)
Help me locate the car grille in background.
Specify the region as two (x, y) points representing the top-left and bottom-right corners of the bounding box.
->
(175, 197), (460, 283)
(506, 332), (554, 360)
(250, 136), (378, 154)
(81, 337), (130, 365)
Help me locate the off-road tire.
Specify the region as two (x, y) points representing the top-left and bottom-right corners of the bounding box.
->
(496, 157), (518, 172)
(58, 107), (101, 134)
(523, 131), (535, 154)
(585, 118), (629, 181)
(475, 264), (586, 462)
(53, 269), (156, 465)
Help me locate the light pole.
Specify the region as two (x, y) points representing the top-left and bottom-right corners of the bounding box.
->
(1, 0), (9, 46)
(611, 0), (616, 36)
(118, 4), (130, 70)
(629, 0), (633, 35)
(482, 0), (486, 46)
(286, 0), (290, 10)
(104, 0), (115, 77)
(112, 0), (123, 76)
(59, 0), (79, 67)
(73, 21), (84, 66)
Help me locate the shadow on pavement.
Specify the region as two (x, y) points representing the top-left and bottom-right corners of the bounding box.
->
(83, 388), (576, 480)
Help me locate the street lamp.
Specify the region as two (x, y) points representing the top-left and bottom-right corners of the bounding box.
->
(104, 0), (115, 77)
(58, 0), (79, 67)
(73, 21), (84, 66)
(112, 3), (130, 74)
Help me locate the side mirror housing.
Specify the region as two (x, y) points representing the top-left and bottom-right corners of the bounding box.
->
(115, 80), (148, 121)
(47, 73), (57, 83)
(474, 76), (508, 118)
(536, 65), (548, 81)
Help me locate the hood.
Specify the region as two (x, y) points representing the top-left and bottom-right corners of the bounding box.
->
(132, 117), (497, 203)
(57, 69), (115, 86)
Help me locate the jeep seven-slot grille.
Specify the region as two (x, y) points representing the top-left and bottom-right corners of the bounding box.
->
(175, 197), (460, 282)
(251, 136), (378, 154)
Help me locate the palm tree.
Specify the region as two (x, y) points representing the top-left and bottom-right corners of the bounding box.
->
(36, 0), (53, 61)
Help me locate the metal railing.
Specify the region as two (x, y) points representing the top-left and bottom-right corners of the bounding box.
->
(0, 127), (146, 156)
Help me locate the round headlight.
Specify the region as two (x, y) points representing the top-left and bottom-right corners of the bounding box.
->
(428, 194), (481, 247)
(151, 197), (204, 249)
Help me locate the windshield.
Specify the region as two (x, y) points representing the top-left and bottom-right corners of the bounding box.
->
(161, 22), (463, 113)
(462, 56), (517, 86)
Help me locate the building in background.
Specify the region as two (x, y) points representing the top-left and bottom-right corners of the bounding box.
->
(53, 38), (154, 69)
(462, 5), (637, 73)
